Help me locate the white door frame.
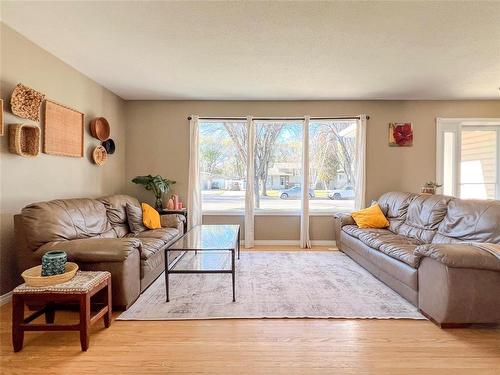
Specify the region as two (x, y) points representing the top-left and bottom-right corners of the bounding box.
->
(436, 118), (500, 197)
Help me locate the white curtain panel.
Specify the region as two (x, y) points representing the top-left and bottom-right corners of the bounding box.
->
(300, 116), (312, 249)
(187, 115), (202, 229)
(354, 115), (367, 210)
(244, 116), (255, 248)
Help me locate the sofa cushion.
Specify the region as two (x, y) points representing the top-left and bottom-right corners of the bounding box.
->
(434, 198), (500, 244)
(341, 231), (419, 292)
(21, 198), (113, 252)
(138, 238), (165, 260)
(38, 237), (141, 262)
(126, 203), (147, 235)
(343, 225), (421, 251)
(378, 243), (421, 268)
(129, 227), (179, 245)
(358, 232), (422, 250)
(99, 195), (140, 237)
(377, 192), (417, 232)
(396, 194), (452, 243)
(351, 204), (389, 229)
(342, 225), (391, 240)
(141, 203), (162, 229)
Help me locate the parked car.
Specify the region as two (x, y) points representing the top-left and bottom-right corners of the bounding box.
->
(280, 186), (315, 199)
(328, 186), (355, 200)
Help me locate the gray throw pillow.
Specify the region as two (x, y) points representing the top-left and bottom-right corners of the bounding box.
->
(125, 202), (147, 234)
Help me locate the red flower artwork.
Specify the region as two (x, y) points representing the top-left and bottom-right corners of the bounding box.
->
(390, 123), (413, 146)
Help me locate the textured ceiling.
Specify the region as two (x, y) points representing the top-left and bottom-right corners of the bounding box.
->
(1, 1), (499, 100)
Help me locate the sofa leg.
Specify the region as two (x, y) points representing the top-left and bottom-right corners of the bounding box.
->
(419, 309), (471, 328)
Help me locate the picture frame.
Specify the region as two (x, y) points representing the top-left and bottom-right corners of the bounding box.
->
(44, 100), (84, 157)
(389, 122), (413, 147)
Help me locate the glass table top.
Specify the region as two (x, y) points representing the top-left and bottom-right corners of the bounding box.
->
(168, 224), (240, 251)
(169, 251), (232, 271)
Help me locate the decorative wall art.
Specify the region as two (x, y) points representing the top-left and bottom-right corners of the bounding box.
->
(10, 83), (45, 122)
(389, 122), (413, 147)
(90, 117), (110, 141)
(92, 145), (108, 166)
(8, 124), (41, 157)
(44, 100), (84, 157)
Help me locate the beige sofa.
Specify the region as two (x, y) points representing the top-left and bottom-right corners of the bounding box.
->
(14, 195), (184, 309)
(334, 192), (500, 327)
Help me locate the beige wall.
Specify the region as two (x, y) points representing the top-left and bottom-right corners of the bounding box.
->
(2, 21), (500, 294)
(0, 24), (127, 294)
(125, 100), (500, 241)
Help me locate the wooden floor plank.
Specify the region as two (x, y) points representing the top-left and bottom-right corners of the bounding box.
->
(1, 305), (499, 375)
(2, 247), (499, 374)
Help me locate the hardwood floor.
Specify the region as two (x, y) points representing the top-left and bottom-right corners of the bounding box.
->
(1, 248), (499, 374)
(2, 304), (500, 374)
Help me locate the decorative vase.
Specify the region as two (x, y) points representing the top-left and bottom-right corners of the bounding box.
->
(41, 251), (67, 276)
(166, 198), (175, 210)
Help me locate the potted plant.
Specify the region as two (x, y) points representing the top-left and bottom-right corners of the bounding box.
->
(421, 181), (442, 195)
(132, 175), (176, 210)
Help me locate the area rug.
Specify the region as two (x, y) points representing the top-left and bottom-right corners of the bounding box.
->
(117, 251), (425, 320)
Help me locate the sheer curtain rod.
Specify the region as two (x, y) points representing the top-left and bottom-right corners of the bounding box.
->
(187, 115), (369, 121)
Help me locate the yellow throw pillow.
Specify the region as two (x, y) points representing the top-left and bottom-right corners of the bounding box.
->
(351, 204), (389, 229)
(141, 203), (161, 230)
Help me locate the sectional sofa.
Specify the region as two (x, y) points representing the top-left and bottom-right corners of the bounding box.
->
(334, 192), (500, 326)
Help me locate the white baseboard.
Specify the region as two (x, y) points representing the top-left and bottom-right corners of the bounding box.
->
(0, 291), (12, 306)
(245, 240), (336, 247)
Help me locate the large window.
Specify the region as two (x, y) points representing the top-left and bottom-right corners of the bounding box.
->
(199, 118), (360, 213)
(437, 119), (500, 200)
(200, 121), (247, 212)
(309, 120), (357, 212)
(254, 121), (303, 211)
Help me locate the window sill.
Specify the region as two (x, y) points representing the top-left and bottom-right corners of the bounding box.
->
(202, 210), (353, 217)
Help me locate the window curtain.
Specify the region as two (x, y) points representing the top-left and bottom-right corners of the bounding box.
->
(354, 115), (367, 209)
(244, 116), (255, 248)
(187, 115), (202, 229)
(300, 116), (311, 249)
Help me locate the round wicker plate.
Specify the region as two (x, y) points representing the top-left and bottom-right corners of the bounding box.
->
(90, 117), (110, 141)
(21, 262), (79, 287)
(92, 145), (108, 166)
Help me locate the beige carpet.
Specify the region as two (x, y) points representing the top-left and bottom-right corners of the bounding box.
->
(118, 251), (425, 320)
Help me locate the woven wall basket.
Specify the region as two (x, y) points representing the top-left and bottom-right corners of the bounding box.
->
(92, 145), (108, 166)
(10, 83), (45, 122)
(9, 124), (40, 157)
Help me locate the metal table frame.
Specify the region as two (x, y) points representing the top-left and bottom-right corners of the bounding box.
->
(165, 225), (240, 303)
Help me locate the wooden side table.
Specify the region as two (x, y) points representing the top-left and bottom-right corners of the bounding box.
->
(12, 271), (111, 352)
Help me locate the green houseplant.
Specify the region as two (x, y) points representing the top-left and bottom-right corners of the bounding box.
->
(132, 175), (176, 210)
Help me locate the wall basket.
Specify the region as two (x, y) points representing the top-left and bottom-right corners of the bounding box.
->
(10, 83), (45, 122)
(9, 124), (41, 157)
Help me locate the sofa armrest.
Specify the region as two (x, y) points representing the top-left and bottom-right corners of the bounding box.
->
(161, 214), (185, 229)
(415, 243), (500, 272)
(36, 238), (141, 263)
(333, 213), (355, 227)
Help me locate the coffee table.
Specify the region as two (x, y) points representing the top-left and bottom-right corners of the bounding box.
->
(165, 224), (240, 302)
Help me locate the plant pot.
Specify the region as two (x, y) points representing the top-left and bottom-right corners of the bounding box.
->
(421, 187), (436, 195)
(41, 251), (67, 276)
(155, 197), (163, 211)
